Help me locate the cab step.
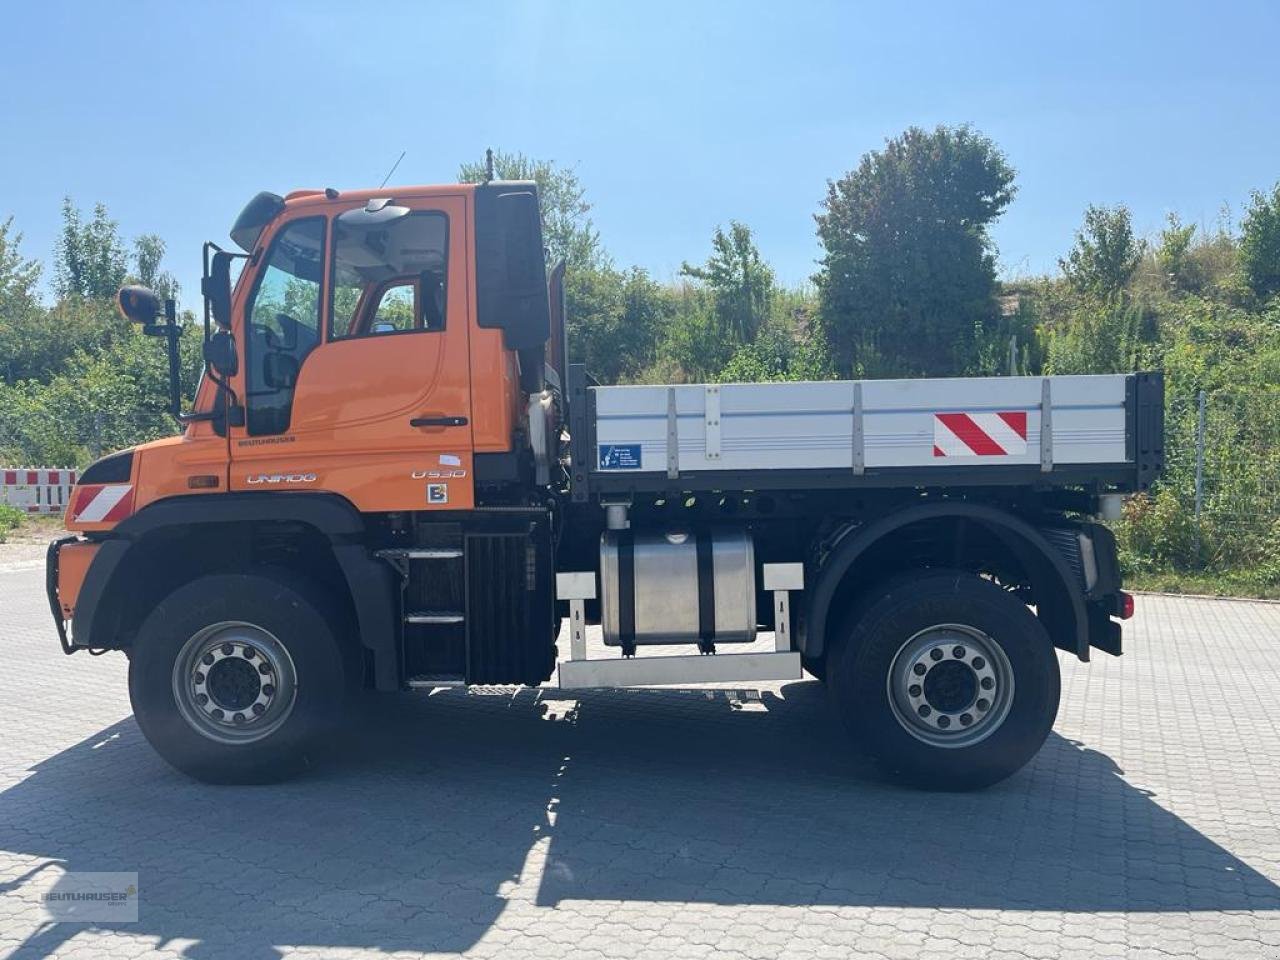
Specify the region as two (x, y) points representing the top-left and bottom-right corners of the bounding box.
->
(406, 674), (466, 689)
(406, 610), (465, 625)
(376, 547), (464, 561)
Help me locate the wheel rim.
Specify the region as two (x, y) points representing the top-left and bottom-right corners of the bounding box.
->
(172, 621), (297, 745)
(886, 623), (1014, 749)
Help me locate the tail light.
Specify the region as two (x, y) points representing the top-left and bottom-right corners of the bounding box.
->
(1118, 591), (1135, 620)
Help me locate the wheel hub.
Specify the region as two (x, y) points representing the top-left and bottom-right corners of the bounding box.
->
(173, 623), (297, 744)
(887, 624), (1014, 748)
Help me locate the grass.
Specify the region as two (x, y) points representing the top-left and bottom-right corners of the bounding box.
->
(1125, 567), (1280, 601)
(0, 511), (63, 545)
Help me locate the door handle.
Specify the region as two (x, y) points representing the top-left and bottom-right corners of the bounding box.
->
(410, 415), (468, 428)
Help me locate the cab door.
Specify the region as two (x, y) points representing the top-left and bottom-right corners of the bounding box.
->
(229, 195), (475, 511)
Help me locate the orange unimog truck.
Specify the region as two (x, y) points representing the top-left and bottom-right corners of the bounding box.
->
(47, 179), (1163, 789)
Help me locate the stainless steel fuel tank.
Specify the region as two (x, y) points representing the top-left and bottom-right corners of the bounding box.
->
(600, 529), (756, 646)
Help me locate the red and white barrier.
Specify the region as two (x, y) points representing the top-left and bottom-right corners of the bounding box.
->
(0, 468), (79, 515)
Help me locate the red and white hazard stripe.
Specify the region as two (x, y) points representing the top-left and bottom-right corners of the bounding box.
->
(933, 412), (1028, 458)
(70, 484), (135, 523)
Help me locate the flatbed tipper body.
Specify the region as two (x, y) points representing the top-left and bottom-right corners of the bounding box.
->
(573, 371), (1162, 496)
(44, 180), (1160, 789)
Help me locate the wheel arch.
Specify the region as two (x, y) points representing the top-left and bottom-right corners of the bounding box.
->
(804, 502), (1089, 664)
(72, 493), (399, 690)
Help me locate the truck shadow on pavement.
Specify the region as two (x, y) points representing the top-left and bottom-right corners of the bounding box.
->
(2, 679), (1278, 959)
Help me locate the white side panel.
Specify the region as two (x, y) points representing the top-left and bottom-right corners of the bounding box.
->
(558, 651), (803, 689)
(590, 374), (1130, 474)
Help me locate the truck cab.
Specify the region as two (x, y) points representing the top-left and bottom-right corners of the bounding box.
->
(47, 180), (1158, 791)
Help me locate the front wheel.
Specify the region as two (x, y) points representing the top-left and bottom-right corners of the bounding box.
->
(129, 572), (352, 784)
(827, 572), (1060, 791)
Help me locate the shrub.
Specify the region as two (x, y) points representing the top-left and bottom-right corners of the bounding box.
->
(0, 503), (24, 542)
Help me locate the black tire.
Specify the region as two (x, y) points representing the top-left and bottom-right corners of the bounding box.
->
(128, 571), (351, 784)
(801, 656), (827, 682)
(827, 571), (1060, 791)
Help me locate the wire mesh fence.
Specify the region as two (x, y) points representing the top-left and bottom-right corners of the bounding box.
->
(1121, 389), (1280, 577)
(0, 410), (179, 469)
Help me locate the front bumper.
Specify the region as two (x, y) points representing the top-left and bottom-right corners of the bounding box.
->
(46, 536), (104, 654)
(46, 536), (78, 654)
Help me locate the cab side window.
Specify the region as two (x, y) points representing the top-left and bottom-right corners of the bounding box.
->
(244, 217), (324, 436)
(330, 211), (448, 338)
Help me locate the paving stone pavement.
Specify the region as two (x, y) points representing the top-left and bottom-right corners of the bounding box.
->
(1, 563), (1279, 959)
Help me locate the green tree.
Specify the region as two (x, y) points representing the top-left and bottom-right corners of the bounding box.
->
(459, 149), (605, 270)
(1155, 213), (1197, 292)
(657, 285), (731, 382)
(55, 199), (128, 300)
(565, 266), (674, 382)
(815, 124), (1016, 378)
(0, 217), (41, 315)
(1045, 299), (1147, 375)
(717, 315), (834, 383)
(1240, 182), (1280, 301)
(680, 221), (774, 345)
(1060, 204), (1145, 301)
(132, 234), (180, 304)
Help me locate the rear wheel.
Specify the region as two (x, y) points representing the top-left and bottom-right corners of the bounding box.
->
(129, 571), (351, 783)
(827, 572), (1060, 790)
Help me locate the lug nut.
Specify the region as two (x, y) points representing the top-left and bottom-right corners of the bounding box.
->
(202, 653), (215, 666)
(252, 703), (266, 716)
(976, 698), (990, 712)
(243, 647), (256, 660)
(258, 662), (272, 675)
(262, 684), (275, 697)
(960, 713), (973, 726)
(952, 646), (966, 658)
(980, 676), (994, 690)
(211, 708), (224, 720)
(196, 693), (209, 706)
(221, 643), (234, 656)
(972, 656), (986, 670)
(917, 704), (932, 717)
(908, 684), (922, 697)
(913, 663), (927, 676)
(233, 713), (245, 724)
(936, 715), (951, 728)
(929, 648), (944, 661)
(194, 672), (204, 684)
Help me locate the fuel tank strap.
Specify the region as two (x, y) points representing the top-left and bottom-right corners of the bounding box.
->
(696, 532), (716, 654)
(617, 530), (636, 656)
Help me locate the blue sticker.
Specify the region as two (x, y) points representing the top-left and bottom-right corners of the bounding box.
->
(598, 444), (642, 470)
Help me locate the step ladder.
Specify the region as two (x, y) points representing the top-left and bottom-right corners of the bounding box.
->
(376, 545), (467, 687)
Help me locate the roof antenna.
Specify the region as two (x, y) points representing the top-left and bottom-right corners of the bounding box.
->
(378, 150), (406, 189)
(484, 147), (495, 183)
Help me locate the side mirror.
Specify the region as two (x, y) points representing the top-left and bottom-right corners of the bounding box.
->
(202, 251), (235, 328)
(203, 330), (238, 377)
(116, 285), (160, 325)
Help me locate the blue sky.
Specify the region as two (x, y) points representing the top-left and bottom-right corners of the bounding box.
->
(2, 1), (1277, 307)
